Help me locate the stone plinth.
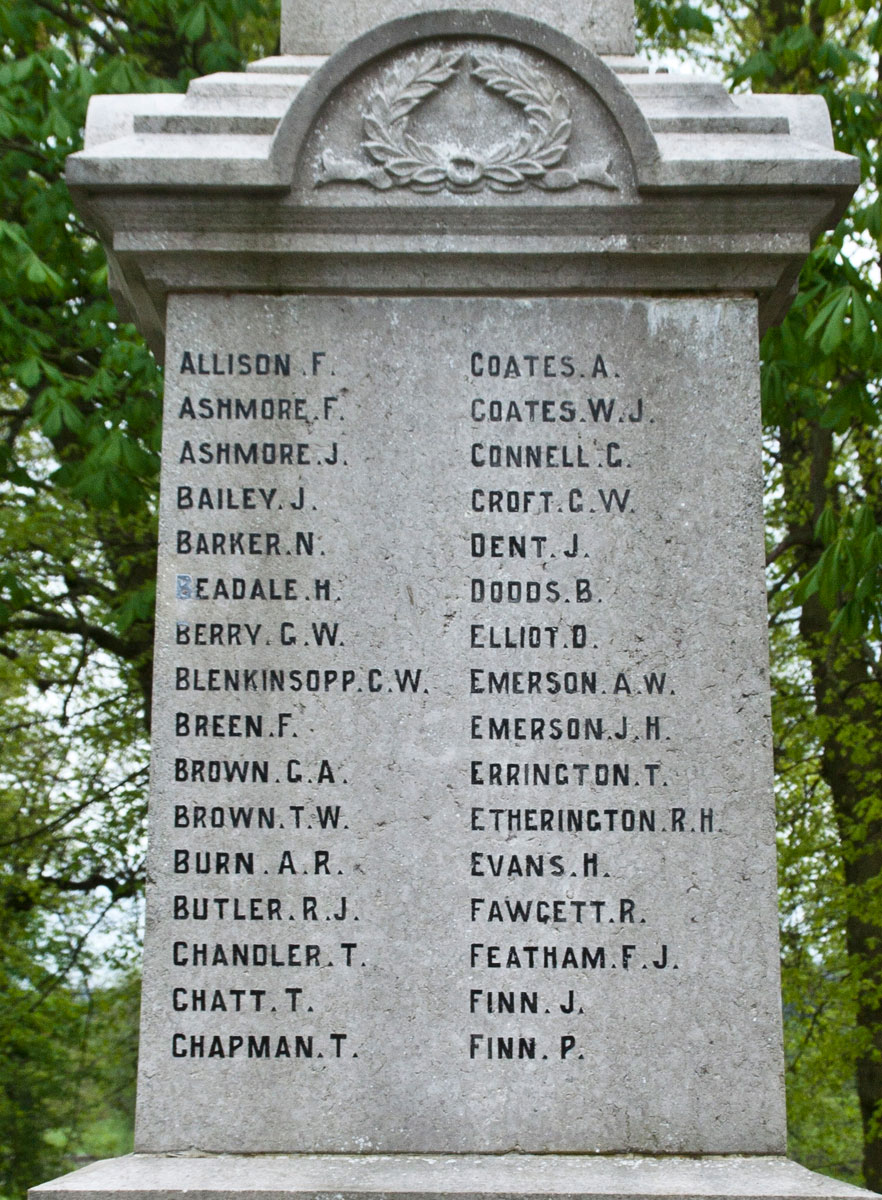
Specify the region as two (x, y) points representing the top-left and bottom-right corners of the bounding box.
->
(30, 1155), (877, 1200)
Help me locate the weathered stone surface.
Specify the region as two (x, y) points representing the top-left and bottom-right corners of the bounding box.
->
(280, 0), (636, 59)
(134, 292), (783, 1155)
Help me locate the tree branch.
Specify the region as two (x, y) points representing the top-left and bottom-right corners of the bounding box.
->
(8, 611), (139, 661)
(767, 525), (815, 566)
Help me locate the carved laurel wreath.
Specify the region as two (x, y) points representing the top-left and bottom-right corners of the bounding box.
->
(315, 48), (617, 194)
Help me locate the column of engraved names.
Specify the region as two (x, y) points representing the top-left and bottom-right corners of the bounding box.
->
(163, 343), (360, 1067)
(463, 341), (707, 1066)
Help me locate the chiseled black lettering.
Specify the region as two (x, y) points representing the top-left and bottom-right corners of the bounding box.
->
(174, 759), (269, 783)
(469, 1034), (537, 1060)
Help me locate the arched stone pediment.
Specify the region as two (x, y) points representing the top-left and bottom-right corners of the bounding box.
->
(271, 10), (659, 203)
(66, 8), (857, 347)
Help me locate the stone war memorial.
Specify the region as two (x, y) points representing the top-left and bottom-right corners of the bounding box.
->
(29, 2), (873, 1200)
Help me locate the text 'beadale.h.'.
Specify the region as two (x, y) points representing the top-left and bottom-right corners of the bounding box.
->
(30, 2), (870, 1200)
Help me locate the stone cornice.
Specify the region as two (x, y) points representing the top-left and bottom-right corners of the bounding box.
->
(66, 10), (859, 359)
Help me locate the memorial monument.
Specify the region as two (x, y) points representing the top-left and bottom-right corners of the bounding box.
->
(31, 2), (872, 1199)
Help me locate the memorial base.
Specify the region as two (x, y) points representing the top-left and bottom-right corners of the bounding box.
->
(29, 1154), (875, 1200)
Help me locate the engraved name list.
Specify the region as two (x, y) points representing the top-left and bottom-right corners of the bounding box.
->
(136, 293), (783, 1155)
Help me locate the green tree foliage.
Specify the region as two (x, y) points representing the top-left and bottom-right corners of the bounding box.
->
(0, 2), (278, 1195)
(0, 632), (144, 1195)
(0, 0), (280, 710)
(637, 0), (882, 1186)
